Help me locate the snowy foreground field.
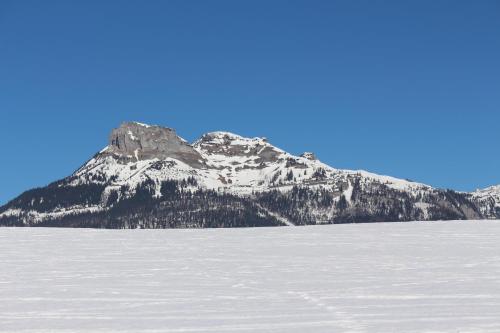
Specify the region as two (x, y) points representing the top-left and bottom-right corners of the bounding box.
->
(1, 221), (500, 333)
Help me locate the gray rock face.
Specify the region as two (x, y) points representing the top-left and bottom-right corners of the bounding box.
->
(106, 122), (205, 168)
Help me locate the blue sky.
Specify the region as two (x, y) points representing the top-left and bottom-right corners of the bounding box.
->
(1, 0), (499, 204)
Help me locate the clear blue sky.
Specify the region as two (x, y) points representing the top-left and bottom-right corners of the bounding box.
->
(1, 0), (499, 204)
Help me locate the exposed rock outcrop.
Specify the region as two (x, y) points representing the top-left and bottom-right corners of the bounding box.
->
(106, 122), (205, 168)
(300, 152), (317, 161)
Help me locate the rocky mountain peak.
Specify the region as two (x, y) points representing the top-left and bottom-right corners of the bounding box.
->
(196, 131), (266, 146)
(194, 131), (283, 165)
(300, 152), (317, 161)
(105, 122), (205, 168)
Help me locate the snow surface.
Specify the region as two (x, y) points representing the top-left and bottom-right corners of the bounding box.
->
(1, 220), (500, 333)
(132, 121), (153, 128)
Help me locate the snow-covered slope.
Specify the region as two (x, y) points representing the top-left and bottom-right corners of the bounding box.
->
(0, 122), (494, 227)
(471, 185), (500, 218)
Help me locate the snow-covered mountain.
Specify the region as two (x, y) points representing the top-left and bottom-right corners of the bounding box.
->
(0, 122), (497, 228)
(471, 185), (500, 218)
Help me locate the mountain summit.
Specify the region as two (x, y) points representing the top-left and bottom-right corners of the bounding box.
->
(1, 122), (498, 228)
(106, 122), (205, 167)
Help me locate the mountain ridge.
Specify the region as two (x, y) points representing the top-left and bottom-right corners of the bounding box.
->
(0, 121), (498, 228)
